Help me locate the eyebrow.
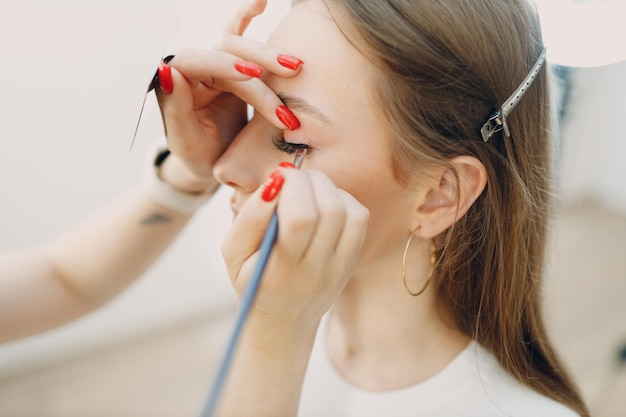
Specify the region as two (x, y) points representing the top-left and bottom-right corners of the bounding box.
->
(278, 93), (331, 124)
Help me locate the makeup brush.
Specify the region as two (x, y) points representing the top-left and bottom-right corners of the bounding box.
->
(199, 147), (307, 417)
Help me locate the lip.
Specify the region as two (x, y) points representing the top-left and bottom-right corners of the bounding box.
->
(229, 195), (241, 219)
(230, 202), (239, 219)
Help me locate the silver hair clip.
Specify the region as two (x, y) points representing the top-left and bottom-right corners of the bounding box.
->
(480, 48), (547, 142)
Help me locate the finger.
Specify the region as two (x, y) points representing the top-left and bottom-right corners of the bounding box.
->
(222, 165), (288, 280)
(156, 65), (201, 141)
(220, 35), (303, 77)
(223, 0), (267, 37)
(170, 48), (262, 85)
(186, 80), (222, 109)
(220, 77), (300, 131)
(301, 171), (348, 259)
(274, 169), (319, 259)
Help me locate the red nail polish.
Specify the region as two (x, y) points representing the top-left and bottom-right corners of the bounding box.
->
(276, 105), (301, 130)
(277, 54), (303, 70)
(157, 62), (173, 94)
(260, 170), (285, 202)
(234, 60), (264, 78)
(278, 162), (296, 168)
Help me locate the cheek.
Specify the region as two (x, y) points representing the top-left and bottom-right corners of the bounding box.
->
(355, 181), (415, 266)
(320, 159), (415, 266)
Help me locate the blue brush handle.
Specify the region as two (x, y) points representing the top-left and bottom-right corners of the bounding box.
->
(198, 211), (279, 417)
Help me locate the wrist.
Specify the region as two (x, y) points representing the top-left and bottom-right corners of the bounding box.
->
(246, 309), (321, 345)
(158, 151), (219, 195)
(143, 142), (217, 214)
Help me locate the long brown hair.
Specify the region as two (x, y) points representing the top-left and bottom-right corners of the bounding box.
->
(326, 0), (588, 414)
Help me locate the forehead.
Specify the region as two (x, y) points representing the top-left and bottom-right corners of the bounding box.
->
(265, 0), (377, 126)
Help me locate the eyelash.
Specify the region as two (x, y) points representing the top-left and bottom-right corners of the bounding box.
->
(272, 134), (310, 155)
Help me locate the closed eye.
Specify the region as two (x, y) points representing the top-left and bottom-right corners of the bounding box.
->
(272, 135), (310, 155)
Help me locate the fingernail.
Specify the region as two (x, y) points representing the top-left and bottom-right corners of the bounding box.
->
(234, 60), (264, 78)
(260, 170), (285, 202)
(278, 162), (296, 168)
(276, 105), (301, 130)
(157, 62), (173, 94)
(277, 54), (303, 70)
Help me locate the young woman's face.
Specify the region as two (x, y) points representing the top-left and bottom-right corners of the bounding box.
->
(213, 0), (420, 271)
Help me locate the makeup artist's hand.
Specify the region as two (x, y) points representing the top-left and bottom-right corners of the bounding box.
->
(222, 167), (370, 328)
(155, 0), (303, 194)
(215, 167), (368, 417)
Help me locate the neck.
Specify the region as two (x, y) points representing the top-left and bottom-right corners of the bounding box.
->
(326, 251), (470, 391)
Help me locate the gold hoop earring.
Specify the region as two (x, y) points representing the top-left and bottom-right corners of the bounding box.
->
(402, 226), (435, 296)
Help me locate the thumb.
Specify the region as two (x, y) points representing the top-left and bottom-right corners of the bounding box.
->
(155, 64), (221, 164)
(155, 65), (197, 139)
(221, 166), (286, 282)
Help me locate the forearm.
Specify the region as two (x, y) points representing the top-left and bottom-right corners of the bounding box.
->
(47, 181), (195, 305)
(0, 152), (218, 343)
(47, 148), (219, 308)
(217, 314), (320, 417)
(0, 182), (193, 343)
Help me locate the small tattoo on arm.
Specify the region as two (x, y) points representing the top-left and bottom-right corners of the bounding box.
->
(140, 212), (172, 226)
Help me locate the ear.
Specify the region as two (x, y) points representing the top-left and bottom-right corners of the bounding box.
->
(414, 156), (487, 238)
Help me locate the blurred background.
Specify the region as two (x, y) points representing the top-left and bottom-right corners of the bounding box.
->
(0, 0), (624, 416)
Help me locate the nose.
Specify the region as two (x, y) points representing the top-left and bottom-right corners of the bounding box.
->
(212, 118), (282, 193)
